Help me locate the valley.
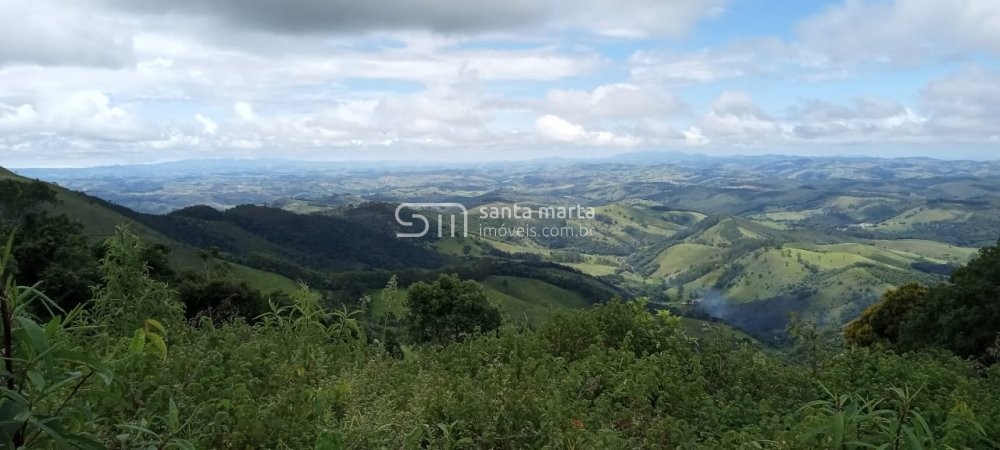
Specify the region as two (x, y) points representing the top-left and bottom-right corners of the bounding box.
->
(11, 153), (998, 340)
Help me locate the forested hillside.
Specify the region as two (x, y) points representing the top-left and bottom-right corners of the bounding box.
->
(13, 156), (999, 343)
(2, 170), (1000, 448)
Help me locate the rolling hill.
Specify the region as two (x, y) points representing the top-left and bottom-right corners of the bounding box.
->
(3, 166), (626, 325)
(11, 154), (1000, 340)
(2, 167), (302, 295)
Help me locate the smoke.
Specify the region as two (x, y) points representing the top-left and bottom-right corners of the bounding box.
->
(693, 289), (810, 341)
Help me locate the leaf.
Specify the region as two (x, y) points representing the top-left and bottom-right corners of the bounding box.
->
(63, 433), (108, 450)
(168, 398), (180, 431)
(146, 333), (168, 359)
(116, 423), (160, 437)
(50, 348), (111, 385)
(40, 372), (85, 398)
(314, 430), (342, 450)
(29, 416), (69, 447)
(166, 439), (197, 450)
(910, 411), (933, 446)
(44, 316), (62, 336)
(93, 366), (113, 385)
(144, 318), (166, 336)
(130, 329), (146, 354)
(832, 412), (845, 448)
(903, 426), (923, 450)
(26, 370), (45, 392)
(16, 316), (51, 359)
(0, 231), (15, 278)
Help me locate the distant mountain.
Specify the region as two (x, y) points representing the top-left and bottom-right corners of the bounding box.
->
(13, 154), (1000, 215)
(135, 203), (446, 272)
(3, 165), (624, 313)
(9, 156), (1000, 340)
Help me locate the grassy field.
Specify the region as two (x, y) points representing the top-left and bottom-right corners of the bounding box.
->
(653, 243), (723, 278)
(678, 317), (759, 343)
(224, 263), (300, 295)
(367, 275), (590, 327)
(872, 206), (974, 232)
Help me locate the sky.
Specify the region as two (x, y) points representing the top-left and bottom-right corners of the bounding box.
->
(1, 0), (999, 167)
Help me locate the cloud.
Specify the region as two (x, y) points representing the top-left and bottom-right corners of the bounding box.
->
(0, 0), (134, 67)
(921, 66), (1000, 139)
(697, 115), (780, 143)
(0, 91), (147, 141)
(628, 49), (752, 84)
(0, 104), (40, 133)
(691, 91), (783, 145)
(2, 0), (999, 165)
(558, 0), (727, 38)
(101, 0), (550, 34)
(535, 114), (588, 142)
(194, 113), (218, 134)
(627, 38), (841, 85)
(534, 114), (638, 146)
(797, 0), (1000, 65)
(787, 98), (907, 123)
(543, 83), (687, 121)
(233, 101), (255, 121)
(96, 0), (725, 37)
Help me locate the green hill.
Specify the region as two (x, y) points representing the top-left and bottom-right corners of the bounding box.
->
(6, 167), (629, 326)
(640, 212), (980, 338)
(2, 168), (300, 295)
(369, 274), (591, 327)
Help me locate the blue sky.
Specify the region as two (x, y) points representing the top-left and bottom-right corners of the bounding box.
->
(0, 0), (998, 166)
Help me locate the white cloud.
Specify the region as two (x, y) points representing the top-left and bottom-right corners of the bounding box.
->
(535, 114), (588, 142)
(559, 0), (728, 38)
(194, 113), (218, 134)
(544, 83), (687, 121)
(1, 0), (999, 165)
(921, 66), (1000, 140)
(0, 0), (134, 67)
(628, 49), (752, 84)
(233, 101), (255, 121)
(797, 0), (1000, 65)
(682, 126), (709, 146)
(0, 91), (147, 141)
(0, 104), (40, 133)
(534, 114), (639, 146)
(691, 91), (782, 145)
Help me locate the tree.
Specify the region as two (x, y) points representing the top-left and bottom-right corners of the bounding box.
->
(91, 227), (184, 336)
(0, 179), (58, 228)
(404, 274), (501, 345)
(900, 242), (1000, 361)
(844, 283), (928, 348)
(845, 241), (1000, 363)
(0, 180), (99, 312)
(177, 277), (266, 323)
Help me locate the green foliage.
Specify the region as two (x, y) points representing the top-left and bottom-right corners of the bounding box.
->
(541, 297), (683, 360)
(90, 227), (184, 336)
(4, 226), (1000, 449)
(845, 284), (928, 348)
(405, 274), (502, 345)
(176, 277), (267, 323)
(0, 179), (100, 312)
(846, 241), (1000, 363)
(0, 179), (58, 226)
(0, 232), (112, 449)
(794, 381), (994, 449)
